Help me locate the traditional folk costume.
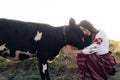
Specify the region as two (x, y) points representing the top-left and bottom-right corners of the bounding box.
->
(76, 30), (116, 80)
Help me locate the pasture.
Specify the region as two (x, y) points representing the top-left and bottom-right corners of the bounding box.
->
(0, 40), (120, 80)
(0, 51), (120, 80)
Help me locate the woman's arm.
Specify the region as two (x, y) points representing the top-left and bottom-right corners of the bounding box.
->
(64, 38), (103, 55)
(64, 45), (82, 54)
(64, 31), (108, 55)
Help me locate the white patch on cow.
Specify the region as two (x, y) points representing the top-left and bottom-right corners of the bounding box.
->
(2, 48), (10, 55)
(16, 50), (35, 57)
(34, 31), (42, 41)
(56, 54), (60, 58)
(7, 51), (21, 61)
(47, 54), (60, 63)
(42, 63), (47, 73)
(7, 50), (36, 61)
(47, 60), (53, 63)
(0, 44), (10, 56)
(0, 44), (6, 51)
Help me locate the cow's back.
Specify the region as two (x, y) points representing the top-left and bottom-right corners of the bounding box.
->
(0, 18), (39, 52)
(0, 18), (57, 52)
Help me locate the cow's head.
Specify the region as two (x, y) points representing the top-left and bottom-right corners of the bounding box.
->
(65, 18), (92, 49)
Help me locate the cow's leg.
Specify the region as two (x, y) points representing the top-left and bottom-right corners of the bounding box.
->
(38, 59), (50, 80)
(44, 62), (50, 80)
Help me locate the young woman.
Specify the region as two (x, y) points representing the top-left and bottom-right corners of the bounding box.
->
(64, 20), (116, 80)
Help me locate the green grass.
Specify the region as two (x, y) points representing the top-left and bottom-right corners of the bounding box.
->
(0, 57), (40, 80)
(0, 51), (120, 80)
(109, 52), (120, 80)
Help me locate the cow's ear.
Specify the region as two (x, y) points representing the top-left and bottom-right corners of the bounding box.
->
(69, 18), (76, 26)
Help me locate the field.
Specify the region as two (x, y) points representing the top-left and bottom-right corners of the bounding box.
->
(0, 51), (120, 80)
(0, 40), (120, 80)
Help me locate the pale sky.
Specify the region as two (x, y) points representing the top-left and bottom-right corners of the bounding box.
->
(0, 0), (120, 41)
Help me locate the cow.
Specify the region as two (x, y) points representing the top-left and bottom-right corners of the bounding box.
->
(0, 18), (91, 80)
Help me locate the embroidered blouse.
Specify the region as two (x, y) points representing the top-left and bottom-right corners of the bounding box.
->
(82, 30), (109, 55)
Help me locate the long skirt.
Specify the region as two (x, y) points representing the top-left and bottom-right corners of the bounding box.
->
(76, 52), (116, 80)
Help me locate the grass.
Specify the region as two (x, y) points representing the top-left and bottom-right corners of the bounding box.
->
(109, 52), (120, 80)
(0, 51), (120, 80)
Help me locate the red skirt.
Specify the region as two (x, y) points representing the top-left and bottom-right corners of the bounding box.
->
(76, 52), (116, 80)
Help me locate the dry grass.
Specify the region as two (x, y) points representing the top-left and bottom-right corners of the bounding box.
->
(0, 40), (120, 80)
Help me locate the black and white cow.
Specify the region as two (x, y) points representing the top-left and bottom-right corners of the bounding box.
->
(0, 18), (91, 80)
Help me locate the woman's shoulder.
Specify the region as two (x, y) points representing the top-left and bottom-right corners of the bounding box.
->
(96, 30), (107, 38)
(97, 30), (106, 34)
(98, 30), (105, 33)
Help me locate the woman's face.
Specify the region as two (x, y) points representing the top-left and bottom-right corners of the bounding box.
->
(79, 26), (91, 36)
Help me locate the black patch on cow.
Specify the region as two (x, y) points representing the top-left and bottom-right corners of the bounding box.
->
(2, 52), (9, 58)
(0, 50), (5, 54)
(9, 50), (16, 57)
(19, 54), (30, 60)
(0, 49), (9, 58)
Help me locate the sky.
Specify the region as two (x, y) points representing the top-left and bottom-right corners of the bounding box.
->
(0, 0), (120, 41)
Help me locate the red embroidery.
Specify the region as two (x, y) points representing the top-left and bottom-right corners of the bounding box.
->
(93, 38), (103, 45)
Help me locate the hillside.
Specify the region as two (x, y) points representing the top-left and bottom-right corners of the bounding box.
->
(109, 40), (120, 52)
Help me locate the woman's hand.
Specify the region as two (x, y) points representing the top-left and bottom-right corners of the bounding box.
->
(63, 44), (81, 55)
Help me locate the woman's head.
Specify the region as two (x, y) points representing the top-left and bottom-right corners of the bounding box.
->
(79, 20), (97, 36)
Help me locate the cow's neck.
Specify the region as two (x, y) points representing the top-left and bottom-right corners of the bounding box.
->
(55, 27), (67, 50)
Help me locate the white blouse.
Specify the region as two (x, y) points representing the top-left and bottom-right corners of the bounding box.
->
(82, 30), (109, 55)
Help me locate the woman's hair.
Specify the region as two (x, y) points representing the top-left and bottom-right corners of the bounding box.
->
(79, 20), (97, 33)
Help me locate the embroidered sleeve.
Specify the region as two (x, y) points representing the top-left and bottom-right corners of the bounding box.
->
(82, 38), (103, 54)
